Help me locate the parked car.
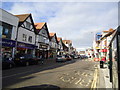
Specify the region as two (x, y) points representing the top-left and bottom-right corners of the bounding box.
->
(65, 55), (72, 61)
(56, 55), (66, 62)
(70, 55), (74, 59)
(14, 54), (40, 66)
(2, 52), (15, 69)
(77, 55), (82, 59)
(73, 55), (79, 59)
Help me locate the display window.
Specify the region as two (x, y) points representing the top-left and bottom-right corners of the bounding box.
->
(2, 47), (12, 58)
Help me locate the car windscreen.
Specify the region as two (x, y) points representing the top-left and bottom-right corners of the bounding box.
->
(57, 55), (62, 57)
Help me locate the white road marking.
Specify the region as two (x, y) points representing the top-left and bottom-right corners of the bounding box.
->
(75, 78), (82, 84)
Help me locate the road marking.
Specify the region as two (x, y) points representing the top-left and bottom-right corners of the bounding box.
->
(75, 78), (82, 84)
(69, 77), (77, 83)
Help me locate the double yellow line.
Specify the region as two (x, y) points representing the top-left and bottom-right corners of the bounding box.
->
(90, 65), (99, 90)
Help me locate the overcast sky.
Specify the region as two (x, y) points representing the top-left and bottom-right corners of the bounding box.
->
(1, 1), (118, 51)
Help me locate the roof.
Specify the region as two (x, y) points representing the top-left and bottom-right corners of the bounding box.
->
(62, 40), (72, 44)
(49, 33), (55, 37)
(34, 22), (46, 30)
(57, 37), (62, 42)
(14, 14), (30, 22)
(100, 29), (115, 40)
(103, 28), (114, 33)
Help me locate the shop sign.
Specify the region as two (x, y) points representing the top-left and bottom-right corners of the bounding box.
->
(99, 49), (107, 52)
(96, 47), (100, 49)
(2, 38), (16, 47)
(17, 42), (37, 49)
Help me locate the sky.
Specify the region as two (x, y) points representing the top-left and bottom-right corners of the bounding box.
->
(1, 1), (118, 51)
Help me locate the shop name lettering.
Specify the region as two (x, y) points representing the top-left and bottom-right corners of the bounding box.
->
(18, 43), (25, 47)
(2, 41), (15, 45)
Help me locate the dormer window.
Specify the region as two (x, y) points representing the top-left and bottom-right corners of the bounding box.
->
(28, 36), (32, 43)
(26, 22), (31, 29)
(42, 31), (45, 35)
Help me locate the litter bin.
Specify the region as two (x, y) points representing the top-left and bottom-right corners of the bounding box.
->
(100, 61), (104, 68)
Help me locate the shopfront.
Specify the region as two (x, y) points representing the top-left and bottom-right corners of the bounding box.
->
(2, 38), (16, 58)
(16, 41), (37, 55)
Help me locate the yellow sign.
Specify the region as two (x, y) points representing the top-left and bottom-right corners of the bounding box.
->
(96, 47), (100, 49)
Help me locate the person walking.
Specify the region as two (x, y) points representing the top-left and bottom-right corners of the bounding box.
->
(100, 56), (106, 68)
(41, 53), (45, 64)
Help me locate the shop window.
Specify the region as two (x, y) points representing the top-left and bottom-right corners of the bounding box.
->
(26, 22), (31, 29)
(22, 34), (27, 41)
(28, 36), (32, 43)
(0, 25), (3, 37)
(1, 22), (12, 39)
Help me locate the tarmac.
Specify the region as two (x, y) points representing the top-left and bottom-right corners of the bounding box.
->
(40, 58), (113, 90)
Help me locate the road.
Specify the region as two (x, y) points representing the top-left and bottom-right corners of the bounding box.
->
(2, 59), (99, 89)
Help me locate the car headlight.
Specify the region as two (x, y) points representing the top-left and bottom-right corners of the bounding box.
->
(20, 57), (24, 59)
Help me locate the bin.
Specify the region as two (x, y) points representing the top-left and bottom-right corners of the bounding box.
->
(100, 61), (104, 68)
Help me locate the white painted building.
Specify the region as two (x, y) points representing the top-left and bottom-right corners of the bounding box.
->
(49, 33), (58, 58)
(62, 40), (73, 54)
(15, 14), (37, 55)
(1, 8), (19, 58)
(57, 37), (64, 55)
(34, 22), (50, 58)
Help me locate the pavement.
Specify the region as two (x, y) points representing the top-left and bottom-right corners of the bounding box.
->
(96, 62), (112, 90)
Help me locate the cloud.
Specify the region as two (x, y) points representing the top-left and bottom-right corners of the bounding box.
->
(3, 2), (118, 50)
(47, 2), (118, 49)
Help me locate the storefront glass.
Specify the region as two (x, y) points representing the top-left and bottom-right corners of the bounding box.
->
(1, 21), (12, 39)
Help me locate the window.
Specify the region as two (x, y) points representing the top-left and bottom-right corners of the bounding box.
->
(26, 22), (31, 29)
(0, 25), (3, 33)
(4, 28), (9, 35)
(28, 36), (32, 42)
(1, 22), (12, 39)
(0, 25), (3, 37)
(42, 31), (45, 35)
(22, 34), (27, 41)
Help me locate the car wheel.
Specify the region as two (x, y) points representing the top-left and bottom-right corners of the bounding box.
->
(26, 62), (29, 66)
(35, 61), (38, 65)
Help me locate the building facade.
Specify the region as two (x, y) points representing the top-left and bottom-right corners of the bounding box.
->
(15, 14), (37, 55)
(57, 37), (64, 55)
(62, 40), (73, 54)
(1, 9), (19, 58)
(49, 33), (58, 58)
(34, 22), (50, 59)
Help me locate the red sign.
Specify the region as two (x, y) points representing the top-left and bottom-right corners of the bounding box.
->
(99, 49), (107, 52)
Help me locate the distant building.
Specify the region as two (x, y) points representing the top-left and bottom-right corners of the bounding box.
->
(79, 51), (85, 55)
(49, 33), (58, 58)
(57, 37), (64, 55)
(62, 40), (73, 54)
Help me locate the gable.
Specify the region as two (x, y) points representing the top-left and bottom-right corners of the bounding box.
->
(19, 16), (35, 32)
(39, 27), (49, 38)
(51, 35), (57, 43)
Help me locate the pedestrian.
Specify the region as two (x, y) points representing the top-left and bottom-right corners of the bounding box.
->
(41, 53), (45, 64)
(100, 56), (106, 68)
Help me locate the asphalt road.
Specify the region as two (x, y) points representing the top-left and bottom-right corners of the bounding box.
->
(2, 59), (99, 89)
